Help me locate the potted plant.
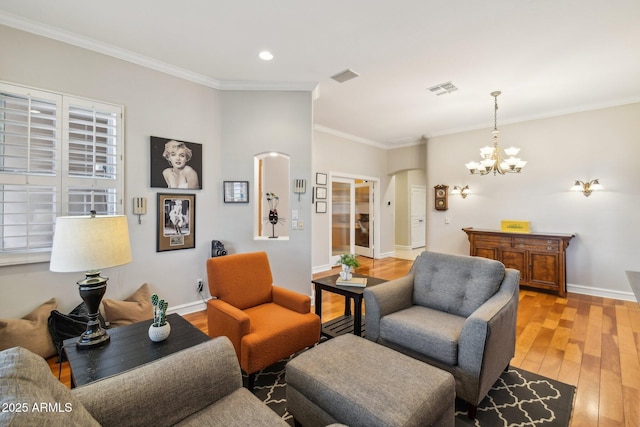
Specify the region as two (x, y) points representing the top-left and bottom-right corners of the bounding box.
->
(148, 294), (170, 342)
(338, 253), (359, 280)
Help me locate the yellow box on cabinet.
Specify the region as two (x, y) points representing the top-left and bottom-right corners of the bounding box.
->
(501, 220), (531, 233)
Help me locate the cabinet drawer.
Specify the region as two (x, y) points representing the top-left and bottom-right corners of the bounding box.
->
(476, 236), (512, 248)
(512, 237), (559, 251)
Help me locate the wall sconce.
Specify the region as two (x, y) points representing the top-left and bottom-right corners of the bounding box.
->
(450, 185), (470, 199)
(570, 179), (603, 197)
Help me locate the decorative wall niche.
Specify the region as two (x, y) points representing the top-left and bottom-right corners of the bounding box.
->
(254, 152), (290, 239)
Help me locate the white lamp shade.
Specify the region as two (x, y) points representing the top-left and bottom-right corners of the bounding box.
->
(590, 180), (604, 191)
(504, 147), (520, 156)
(50, 215), (132, 272)
(465, 161), (479, 171)
(479, 146), (494, 158)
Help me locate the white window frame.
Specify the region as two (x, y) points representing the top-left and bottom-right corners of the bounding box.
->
(0, 81), (125, 266)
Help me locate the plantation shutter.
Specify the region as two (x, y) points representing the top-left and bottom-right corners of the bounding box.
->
(0, 82), (124, 266)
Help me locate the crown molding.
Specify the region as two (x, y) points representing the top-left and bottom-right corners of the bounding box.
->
(218, 80), (318, 92)
(313, 125), (389, 149)
(0, 11), (317, 92)
(427, 97), (640, 138)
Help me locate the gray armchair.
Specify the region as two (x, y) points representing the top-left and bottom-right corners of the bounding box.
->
(364, 251), (519, 418)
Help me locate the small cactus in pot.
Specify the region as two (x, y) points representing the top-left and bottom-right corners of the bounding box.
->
(149, 294), (171, 342)
(151, 293), (169, 327)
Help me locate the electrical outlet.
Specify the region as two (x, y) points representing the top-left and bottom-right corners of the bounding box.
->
(197, 278), (204, 292)
(298, 220), (304, 230)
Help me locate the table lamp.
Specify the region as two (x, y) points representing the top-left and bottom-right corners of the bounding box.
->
(50, 212), (132, 349)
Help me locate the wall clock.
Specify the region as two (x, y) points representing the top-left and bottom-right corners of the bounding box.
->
(434, 185), (448, 211)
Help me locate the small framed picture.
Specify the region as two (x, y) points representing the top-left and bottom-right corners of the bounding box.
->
(224, 181), (249, 203)
(315, 201), (327, 213)
(157, 193), (196, 252)
(315, 186), (327, 200)
(316, 172), (327, 186)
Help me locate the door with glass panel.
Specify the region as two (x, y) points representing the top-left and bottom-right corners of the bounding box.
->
(330, 178), (374, 265)
(330, 178), (354, 266)
(354, 181), (373, 257)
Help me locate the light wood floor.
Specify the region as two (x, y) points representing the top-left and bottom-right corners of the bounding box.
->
(48, 256), (640, 426)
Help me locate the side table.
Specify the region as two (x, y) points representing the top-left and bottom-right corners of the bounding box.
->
(63, 313), (210, 387)
(311, 273), (386, 338)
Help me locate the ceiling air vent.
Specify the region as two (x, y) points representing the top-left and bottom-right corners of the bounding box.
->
(331, 69), (360, 83)
(427, 81), (458, 96)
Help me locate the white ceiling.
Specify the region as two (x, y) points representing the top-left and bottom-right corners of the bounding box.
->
(2, 0), (639, 148)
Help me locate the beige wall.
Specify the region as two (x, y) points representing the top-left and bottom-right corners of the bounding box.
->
(312, 130), (394, 271)
(425, 103), (640, 299)
(387, 144), (426, 175)
(394, 169), (427, 247)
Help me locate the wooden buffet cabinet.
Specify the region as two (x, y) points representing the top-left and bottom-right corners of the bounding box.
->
(462, 228), (575, 297)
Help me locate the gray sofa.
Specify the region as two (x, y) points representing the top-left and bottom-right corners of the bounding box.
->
(364, 251), (520, 418)
(0, 336), (288, 426)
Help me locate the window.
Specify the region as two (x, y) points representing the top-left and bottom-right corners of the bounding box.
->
(0, 82), (124, 265)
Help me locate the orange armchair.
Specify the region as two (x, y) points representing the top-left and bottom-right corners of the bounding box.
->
(206, 251), (320, 388)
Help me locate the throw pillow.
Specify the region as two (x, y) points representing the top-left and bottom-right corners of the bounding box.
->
(48, 303), (107, 362)
(0, 298), (57, 359)
(0, 346), (100, 426)
(102, 283), (153, 327)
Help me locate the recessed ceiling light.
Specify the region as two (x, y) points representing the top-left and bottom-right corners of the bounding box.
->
(259, 51), (274, 61)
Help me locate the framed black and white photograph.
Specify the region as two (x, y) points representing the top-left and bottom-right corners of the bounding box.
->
(315, 186), (327, 200)
(224, 181), (249, 203)
(150, 136), (203, 189)
(315, 172), (327, 186)
(157, 193), (196, 252)
(315, 201), (327, 213)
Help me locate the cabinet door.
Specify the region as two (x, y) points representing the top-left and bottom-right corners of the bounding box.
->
(501, 249), (527, 282)
(473, 246), (500, 260)
(473, 236), (510, 260)
(529, 252), (559, 289)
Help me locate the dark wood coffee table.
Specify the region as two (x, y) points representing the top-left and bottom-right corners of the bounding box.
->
(312, 273), (386, 338)
(63, 313), (210, 388)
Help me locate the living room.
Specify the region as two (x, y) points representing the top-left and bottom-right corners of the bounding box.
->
(1, 2), (639, 425)
(1, 0), (638, 317)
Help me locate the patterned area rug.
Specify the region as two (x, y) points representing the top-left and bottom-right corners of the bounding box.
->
(247, 360), (575, 427)
(453, 368), (575, 427)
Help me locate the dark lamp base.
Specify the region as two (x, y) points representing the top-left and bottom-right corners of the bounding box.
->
(77, 329), (110, 349)
(76, 271), (111, 350)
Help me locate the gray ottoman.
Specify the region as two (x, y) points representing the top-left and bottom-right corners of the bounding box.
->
(286, 334), (454, 427)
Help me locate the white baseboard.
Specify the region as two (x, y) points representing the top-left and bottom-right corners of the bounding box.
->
(377, 250), (396, 258)
(567, 283), (637, 302)
(312, 264), (332, 274)
(168, 281), (638, 318)
(167, 300), (207, 316)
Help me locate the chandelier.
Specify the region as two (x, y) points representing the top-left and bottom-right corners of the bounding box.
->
(465, 91), (527, 175)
